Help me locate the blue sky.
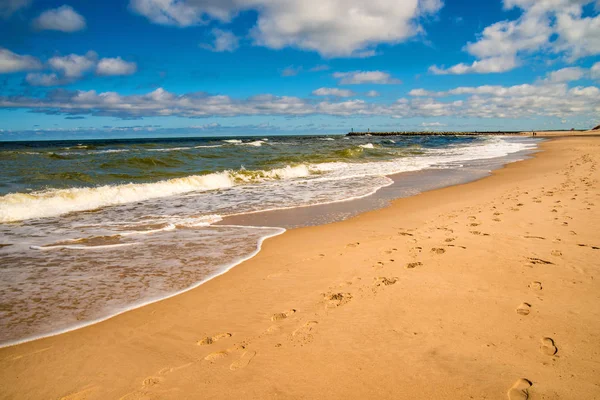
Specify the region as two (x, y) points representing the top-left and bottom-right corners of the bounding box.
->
(0, 0), (599, 140)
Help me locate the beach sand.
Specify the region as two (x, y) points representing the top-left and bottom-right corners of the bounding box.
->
(1, 135), (599, 399)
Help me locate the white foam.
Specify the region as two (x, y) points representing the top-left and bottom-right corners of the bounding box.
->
(243, 140), (266, 147)
(0, 226), (285, 349)
(359, 143), (375, 149)
(0, 172), (236, 223)
(223, 139), (242, 144)
(0, 164), (316, 222)
(31, 242), (139, 251)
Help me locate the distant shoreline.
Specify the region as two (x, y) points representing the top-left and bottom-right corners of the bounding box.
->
(346, 129), (587, 137)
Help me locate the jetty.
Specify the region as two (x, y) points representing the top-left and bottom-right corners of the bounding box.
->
(345, 130), (584, 137)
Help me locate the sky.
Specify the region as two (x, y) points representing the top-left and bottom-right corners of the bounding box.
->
(0, 0), (599, 140)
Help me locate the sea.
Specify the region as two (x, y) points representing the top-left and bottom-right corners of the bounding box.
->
(0, 134), (540, 346)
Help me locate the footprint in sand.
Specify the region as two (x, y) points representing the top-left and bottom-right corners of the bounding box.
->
(445, 238), (455, 242)
(527, 257), (553, 265)
(271, 309), (297, 321)
(431, 247), (445, 254)
(292, 320), (319, 344)
(197, 332), (233, 346)
(204, 350), (230, 363)
(528, 281), (543, 291)
(508, 378), (532, 400)
(346, 242), (360, 248)
(540, 337), (558, 356)
(142, 376), (163, 387)
(374, 277), (398, 287)
(516, 303), (531, 316)
(324, 292), (352, 307)
(406, 262), (422, 269)
(230, 350), (256, 371)
(523, 236), (545, 240)
(551, 250), (562, 257)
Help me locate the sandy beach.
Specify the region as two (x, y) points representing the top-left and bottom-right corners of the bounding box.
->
(1, 134), (599, 400)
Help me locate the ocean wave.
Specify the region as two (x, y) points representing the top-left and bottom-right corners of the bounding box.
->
(359, 143), (375, 149)
(243, 140), (266, 147)
(223, 139), (242, 144)
(0, 165), (316, 222)
(31, 242), (139, 251)
(146, 145), (222, 151)
(148, 147), (195, 152)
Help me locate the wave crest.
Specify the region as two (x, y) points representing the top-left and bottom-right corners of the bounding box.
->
(0, 165), (316, 222)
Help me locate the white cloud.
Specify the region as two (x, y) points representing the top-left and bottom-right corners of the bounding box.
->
(554, 7), (600, 60)
(421, 122), (445, 127)
(365, 90), (380, 97)
(48, 51), (97, 78)
(200, 28), (239, 52)
(430, 56), (518, 75)
(312, 87), (355, 97)
(2, 80), (598, 120)
(430, 0), (600, 74)
(0, 48), (42, 73)
(25, 72), (62, 86)
(591, 61), (600, 79)
(0, 0), (31, 18)
(21, 52), (138, 85)
(96, 57), (137, 76)
(33, 5), (86, 32)
(333, 71), (401, 84)
(546, 66), (587, 82)
(129, 0), (444, 57)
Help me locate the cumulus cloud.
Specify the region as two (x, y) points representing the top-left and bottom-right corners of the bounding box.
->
(200, 28), (239, 52)
(25, 72), (63, 86)
(0, 48), (42, 73)
(33, 5), (86, 32)
(0, 0), (31, 18)
(2, 80), (598, 120)
(48, 51), (97, 78)
(312, 87), (355, 97)
(96, 57), (138, 76)
(365, 90), (380, 97)
(430, 56), (518, 75)
(129, 0), (444, 57)
(19, 52), (138, 86)
(430, 0), (600, 74)
(333, 71), (401, 85)
(545, 66), (587, 82)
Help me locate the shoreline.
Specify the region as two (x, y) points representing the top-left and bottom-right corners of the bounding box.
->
(1, 134), (599, 399)
(0, 226), (286, 350)
(0, 137), (538, 348)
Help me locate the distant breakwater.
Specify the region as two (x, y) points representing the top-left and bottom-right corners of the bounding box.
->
(346, 130), (580, 137)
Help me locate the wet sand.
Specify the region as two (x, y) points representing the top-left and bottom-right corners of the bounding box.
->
(1, 133), (599, 399)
